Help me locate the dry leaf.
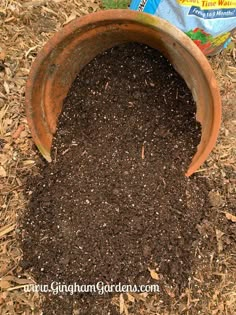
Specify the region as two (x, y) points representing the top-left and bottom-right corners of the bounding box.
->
(0, 262), (8, 275)
(0, 280), (11, 289)
(208, 190), (222, 207)
(0, 290), (8, 301)
(23, 160), (35, 166)
(165, 287), (175, 298)
(12, 124), (25, 139)
(215, 229), (224, 253)
(148, 267), (159, 280)
(132, 292), (147, 301)
(127, 293), (135, 303)
(0, 50), (6, 60)
(0, 166), (7, 177)
(225, 212), (236, 223)
(3, 81), (10, 94)
(139, 292), (148, 298)
(119, 293), (125, 314)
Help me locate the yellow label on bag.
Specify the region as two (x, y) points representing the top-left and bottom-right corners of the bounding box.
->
(211, 32), (230, 46)
(178, 0), (236, 9)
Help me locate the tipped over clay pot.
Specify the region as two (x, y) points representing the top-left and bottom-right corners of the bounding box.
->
(25, 9), (221, 176)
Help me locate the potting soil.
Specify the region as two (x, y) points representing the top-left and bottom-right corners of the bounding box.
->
(20, 43), (210, 314)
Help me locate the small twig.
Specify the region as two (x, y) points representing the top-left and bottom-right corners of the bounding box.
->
(163, 95), (167, 104)
(22, 0), (47, 8)
(25, 45), (39, 58)
(12, 124), (25, 139)
(161, 177), (166, 188)
(53, 147), (58, 163)
(62, 148), (70, 155)
(0, 224), (16, 238)
(171, 208), (183, 216)
(7, 284), (33, 292)
(105, 82), (109, 90)
(141, 144), (145, 160)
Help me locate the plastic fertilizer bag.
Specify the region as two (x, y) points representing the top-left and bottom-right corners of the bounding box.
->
(130, 0), (236, 55)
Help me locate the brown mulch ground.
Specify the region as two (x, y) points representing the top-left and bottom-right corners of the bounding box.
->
(0, 1), (235, 315)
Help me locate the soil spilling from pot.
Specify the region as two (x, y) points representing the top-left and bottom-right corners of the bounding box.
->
(20, 43), (210, 314)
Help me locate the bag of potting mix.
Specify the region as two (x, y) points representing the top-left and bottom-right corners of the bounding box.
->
(130, 0), (236, 55)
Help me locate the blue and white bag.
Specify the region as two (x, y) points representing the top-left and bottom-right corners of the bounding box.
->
(130, 0), (236, 55)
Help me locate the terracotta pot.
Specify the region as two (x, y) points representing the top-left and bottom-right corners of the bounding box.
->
(25, 9), (221, 176)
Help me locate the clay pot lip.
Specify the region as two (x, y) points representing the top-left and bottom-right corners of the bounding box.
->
(25, 9), (221, 176)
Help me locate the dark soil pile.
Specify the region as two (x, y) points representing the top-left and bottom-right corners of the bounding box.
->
(20, 43), (210, 314)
